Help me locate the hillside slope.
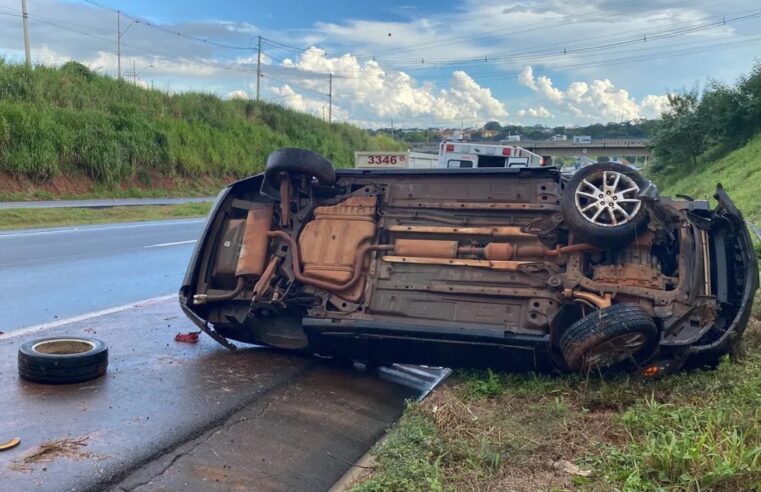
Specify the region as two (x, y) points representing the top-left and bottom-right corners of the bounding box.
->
(0, 61), (399, 197)
(660, 132), (761, 224)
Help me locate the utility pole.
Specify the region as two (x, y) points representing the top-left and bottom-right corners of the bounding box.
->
(256, 35), (261, 101)
(328, 73), (333, 125)
(21, 0), (31, 68)
(132, 60), (136, 85)
(117, 14), (139, 81)
(117, 11), (121, 79)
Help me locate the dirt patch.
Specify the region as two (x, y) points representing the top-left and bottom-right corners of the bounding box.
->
(0, 171), (236, 200)
(9, 436), (100, 472)
(399, 382), (621, 492)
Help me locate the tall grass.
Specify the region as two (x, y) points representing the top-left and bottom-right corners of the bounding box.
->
(0, 60), (400, 183)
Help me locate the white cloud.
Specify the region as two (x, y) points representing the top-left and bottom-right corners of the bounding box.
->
(274, 49), (507, 126)
(517, 106), (553, 118)
(228, 90), (249, 100)
(517, 65), (672, 122)
(518, 66), (537, 91)
(639, 94), (671, 119)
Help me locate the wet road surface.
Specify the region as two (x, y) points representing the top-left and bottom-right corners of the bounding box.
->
(0, 297), (442, 492)
(0, 219), (204, 330)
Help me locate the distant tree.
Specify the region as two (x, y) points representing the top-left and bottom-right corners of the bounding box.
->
(483, 121), (502, 131)
(737, 62), (761, 139)
(650, 89), (706, 170)
(698, 80), (748, 146)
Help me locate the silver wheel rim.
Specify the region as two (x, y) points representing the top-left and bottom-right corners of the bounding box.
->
(574, 170), (641, 227)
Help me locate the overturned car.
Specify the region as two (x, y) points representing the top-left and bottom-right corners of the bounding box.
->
(180, 148), (758, 374)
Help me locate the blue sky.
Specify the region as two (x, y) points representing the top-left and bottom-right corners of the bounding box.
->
(113, 0), (444, 27)
(2, 0), (761, 127)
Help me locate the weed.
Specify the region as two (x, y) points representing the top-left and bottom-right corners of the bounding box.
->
(0, 61), (402, 186)
(356, 319), (761, 491)
(0, 202), (211, 230)
(458, 369), (505, 399)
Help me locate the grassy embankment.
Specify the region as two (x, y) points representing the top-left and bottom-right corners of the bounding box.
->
(354, 136), (761, 491)
(0, 59), (400, 228)
(0, 59), (400, 201)
(656, 132), (761, 225)
(0, 202), (212, 231)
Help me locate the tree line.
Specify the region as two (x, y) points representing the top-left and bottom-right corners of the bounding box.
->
(651, 62), (761, 174)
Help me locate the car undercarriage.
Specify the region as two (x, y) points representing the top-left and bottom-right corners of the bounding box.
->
(181, 148), (758, 375)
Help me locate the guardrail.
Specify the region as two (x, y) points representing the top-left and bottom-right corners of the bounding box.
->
(521, 139), (650, 148)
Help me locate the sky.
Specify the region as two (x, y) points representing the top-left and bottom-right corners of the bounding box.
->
(1, 0), (760, 128)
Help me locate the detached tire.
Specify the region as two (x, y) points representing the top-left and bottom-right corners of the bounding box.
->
(559, 304), (658, 372)
(18, 337), (108, 384)
(561, 162), (649, 248)
(264, 148), (336, 190)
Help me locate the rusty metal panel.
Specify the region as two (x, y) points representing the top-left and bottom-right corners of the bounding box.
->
(393, 239), (459, 258)
(298, 196), (378, 284)
(236, 204), (274, 278)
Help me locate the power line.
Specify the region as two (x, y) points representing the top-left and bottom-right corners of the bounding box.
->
(83, 0), (254, 50)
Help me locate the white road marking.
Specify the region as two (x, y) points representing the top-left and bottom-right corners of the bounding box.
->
(0, 293), (178, 340)
(145, 240), (197, 249)
(0, 219), (205, 239)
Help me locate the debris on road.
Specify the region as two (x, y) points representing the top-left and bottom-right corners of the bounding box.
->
(552, 459), (592, 477)
(10, 436), (94, 472)
(174, 331), (200, 343)
(0, 437), (20, 451)
(18, 337), (108, 384)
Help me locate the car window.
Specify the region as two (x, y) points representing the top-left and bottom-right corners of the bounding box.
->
(447, 159), (473, 168)
(477, 155), (507, 168)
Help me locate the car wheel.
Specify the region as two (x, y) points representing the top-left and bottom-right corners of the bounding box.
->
(559, 304), (659, 372)
(264, 148), (336, 190)
(18, 336), (108, 384)
(560, 162), (649, 248)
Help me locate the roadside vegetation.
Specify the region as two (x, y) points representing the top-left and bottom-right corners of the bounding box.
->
(0, 59), (400, 196)
(660, 131), (761, 225)
(650, 63), (761, 182)
(356, 312), (761, 491)
(0, 202), (211, 230)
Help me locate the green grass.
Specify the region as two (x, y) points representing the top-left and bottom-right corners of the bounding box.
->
(357, 309), (761, 491)
(0, 202), (211, 230)
(0, 60), (401, 188)
(658, 132), (761, 225)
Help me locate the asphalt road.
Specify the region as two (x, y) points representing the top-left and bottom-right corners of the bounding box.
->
(0, 218), (205, 331)
(0, 217), (449, 490)
(0, 298), (438, 492)
(0, 197), (215, 209)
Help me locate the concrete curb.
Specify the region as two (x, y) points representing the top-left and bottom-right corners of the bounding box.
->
(328, 367), (452, 491)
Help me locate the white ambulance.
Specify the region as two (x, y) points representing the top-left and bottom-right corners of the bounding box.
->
(437, 141), (546, 168)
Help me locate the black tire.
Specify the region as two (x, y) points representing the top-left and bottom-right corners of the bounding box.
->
(559, 304), (659, 372)
(264, 148), (336, 190)
(561, 162), (649, 248)
(18, 336), (108, 384)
